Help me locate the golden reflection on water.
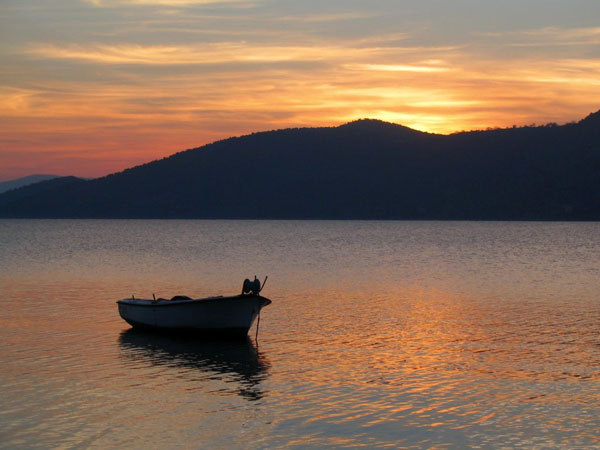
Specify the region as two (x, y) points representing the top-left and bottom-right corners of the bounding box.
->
(261, 282), (599, 447)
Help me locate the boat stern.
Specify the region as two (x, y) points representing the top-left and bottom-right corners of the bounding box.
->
(258, 295), (272, 308)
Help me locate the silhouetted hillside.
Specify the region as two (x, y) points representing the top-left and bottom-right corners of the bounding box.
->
(1, 113), (599, 219)
(0, 174), (61, 193)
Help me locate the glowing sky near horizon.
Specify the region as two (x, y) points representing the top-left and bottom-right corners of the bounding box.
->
(1, 0), (600, 181)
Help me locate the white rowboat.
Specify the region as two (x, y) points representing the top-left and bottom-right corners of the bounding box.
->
(117, 294), (272, 336)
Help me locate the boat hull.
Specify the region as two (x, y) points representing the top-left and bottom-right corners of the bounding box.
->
(117, 295), (271, 336)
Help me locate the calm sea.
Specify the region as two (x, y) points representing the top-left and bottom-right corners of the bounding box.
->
(0, 220), (598, 449)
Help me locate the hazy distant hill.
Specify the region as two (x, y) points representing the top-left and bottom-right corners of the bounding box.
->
(0, 174), (61, 193)
(1, 111), (599, 219)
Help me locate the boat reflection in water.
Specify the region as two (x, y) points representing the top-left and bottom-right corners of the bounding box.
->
(118, 329), (270, 401)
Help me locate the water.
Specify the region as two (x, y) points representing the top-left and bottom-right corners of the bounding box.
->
(0, 220), (598, 448)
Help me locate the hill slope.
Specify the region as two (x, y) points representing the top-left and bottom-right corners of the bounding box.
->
(0, 174), (61, 194)
(1, 115), (599, 219)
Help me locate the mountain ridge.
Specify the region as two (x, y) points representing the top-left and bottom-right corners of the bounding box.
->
(1, 112), (599, 219)
(0, 174), (62, 194)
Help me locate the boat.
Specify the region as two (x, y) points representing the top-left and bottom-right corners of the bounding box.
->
(116, 277), (272, 336)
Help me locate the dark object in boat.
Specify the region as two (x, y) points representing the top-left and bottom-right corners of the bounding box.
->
(242, 275), (267, 295)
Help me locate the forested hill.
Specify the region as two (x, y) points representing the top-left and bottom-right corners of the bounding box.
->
(1, 112), (599, 219)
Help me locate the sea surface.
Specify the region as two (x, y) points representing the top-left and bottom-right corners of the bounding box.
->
(0, 220), (598, 449)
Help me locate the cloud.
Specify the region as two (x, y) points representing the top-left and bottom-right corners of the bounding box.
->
(26, 40), (455, 67)
(477, 25), (600, 49)
(14, 38), (600, 137)
(481, 26), (600, 40)
(86, 0), (253, 6)
(345, 63), (451, 73)
(275, 12), (380, 23)
(27, 42), (374, 65)
(0, 87), (38, 114)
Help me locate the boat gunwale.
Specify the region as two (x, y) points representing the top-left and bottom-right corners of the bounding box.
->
(117, 294), (271, 308)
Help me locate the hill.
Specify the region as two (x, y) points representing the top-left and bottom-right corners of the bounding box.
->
(0, 114), (599, 219)
(0, 174), (61, 194)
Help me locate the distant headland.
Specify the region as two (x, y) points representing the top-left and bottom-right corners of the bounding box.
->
(1, 111), (599, 220)
(0, 174), (61, 194)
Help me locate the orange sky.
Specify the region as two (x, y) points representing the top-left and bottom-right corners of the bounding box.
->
(1, 0), (600, 181)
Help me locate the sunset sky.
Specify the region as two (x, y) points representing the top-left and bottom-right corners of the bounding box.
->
(1, 0), (600, 181)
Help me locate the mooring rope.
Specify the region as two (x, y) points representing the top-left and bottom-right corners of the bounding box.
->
(255, 309), (261, 341)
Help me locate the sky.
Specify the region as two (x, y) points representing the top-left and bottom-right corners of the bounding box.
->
(1, 0), (600, 181)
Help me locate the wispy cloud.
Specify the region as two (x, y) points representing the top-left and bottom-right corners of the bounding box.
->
(86, 0), (253, 6)
(275, 11), (380, 23)
(26, 40), (457, 67)
(480, 26), (600, 40)
(346, 63), (451, 73)
(15, 38), (600, 136)
(477, 25), (600, 49)
(27, 42), (377, 65)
